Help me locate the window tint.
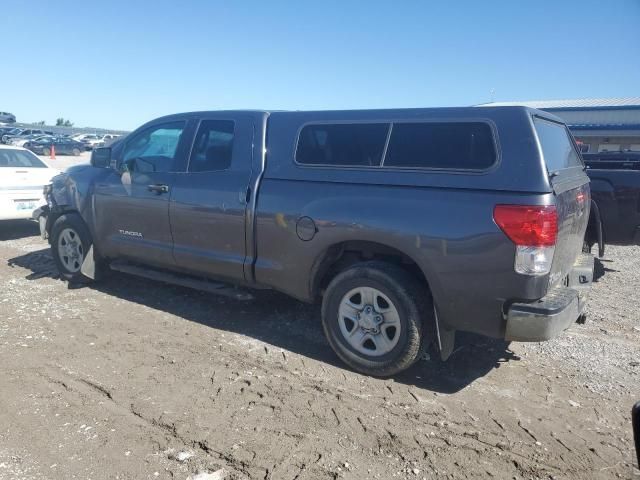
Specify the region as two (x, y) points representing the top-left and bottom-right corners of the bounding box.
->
(0, 149), (47, 168)
(296, 123), (389, 166)
(384, 122), (496, 170)
(188, 120), (234, 172)
(123, 121), (185, 173)
(533, 117), (583, 172)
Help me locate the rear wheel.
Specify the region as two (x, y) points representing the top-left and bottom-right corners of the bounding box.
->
(321, 261), (431, 376)
(72, 148), (81, 156)
(42, 147), (50, 156)
(51, 213), (94, 283)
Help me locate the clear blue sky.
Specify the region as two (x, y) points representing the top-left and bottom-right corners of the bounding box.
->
(3, 0), (639, 130)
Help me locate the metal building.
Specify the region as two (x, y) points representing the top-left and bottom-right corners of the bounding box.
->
(479, 97), (640, 154)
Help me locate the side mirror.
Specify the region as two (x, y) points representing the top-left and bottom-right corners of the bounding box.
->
(90, 147), (112, 168)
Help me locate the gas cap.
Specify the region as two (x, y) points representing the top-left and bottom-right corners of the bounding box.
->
(296, 216), (317, 241)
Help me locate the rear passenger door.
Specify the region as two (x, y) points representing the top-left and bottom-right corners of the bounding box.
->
(170, 115), (254, 283)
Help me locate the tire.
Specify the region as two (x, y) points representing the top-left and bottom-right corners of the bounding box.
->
(42, 147), (50, 156)
(72, 148), (81, 156)
(50, 213), (95, 283)
(321, 261), (431, 377)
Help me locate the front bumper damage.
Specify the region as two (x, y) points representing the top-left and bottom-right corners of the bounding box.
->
(32, 205), (50, 240)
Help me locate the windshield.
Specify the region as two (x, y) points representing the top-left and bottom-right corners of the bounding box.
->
(0, 148), (48, 168)
(533, 117), (583, 173)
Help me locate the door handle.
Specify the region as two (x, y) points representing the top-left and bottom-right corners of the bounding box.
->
(147, 184), (169, 194)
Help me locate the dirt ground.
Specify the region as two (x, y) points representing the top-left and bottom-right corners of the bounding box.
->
(0, 220), (638, 480)
(39, 151), (91, 171)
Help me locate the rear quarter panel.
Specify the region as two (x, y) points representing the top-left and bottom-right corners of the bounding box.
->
(255, 107), (559, 338)
(255, 180), (553, 337)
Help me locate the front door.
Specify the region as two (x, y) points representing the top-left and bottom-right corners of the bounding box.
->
(170, 116), (254, 282)
(94, 120), (191, 268)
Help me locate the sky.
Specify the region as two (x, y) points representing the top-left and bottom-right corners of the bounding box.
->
(2, 0), (639, 131)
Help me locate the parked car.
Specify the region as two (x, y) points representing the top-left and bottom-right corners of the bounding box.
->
(36, 107), (593, 376)
(24, 137), (85, 156)
(0, 111), (16, 123)
(102, 134), (123, 147)
(79, 134), (105, 150)
(0, 145), (59, 221)
(2, 129), (52, 145)
(0, 126), (19, 136)
(1, 128), (23, 143)
(9, 133), (56, 147)
(583, 152), (640, 247)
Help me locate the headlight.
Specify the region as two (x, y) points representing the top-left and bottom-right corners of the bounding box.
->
(44, 184), (54, 207)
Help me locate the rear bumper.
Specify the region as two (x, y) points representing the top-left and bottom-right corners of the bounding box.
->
(0, 193), (46, 221)
(505, 253), (594, 342)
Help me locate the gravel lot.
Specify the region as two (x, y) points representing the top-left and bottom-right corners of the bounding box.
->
(39, 152), (91, 171)
(0, 218), (638, 479)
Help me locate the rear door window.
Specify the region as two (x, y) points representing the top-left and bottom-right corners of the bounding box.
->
(188, 120), (235, 172)
(296, 123), (389, 166)
(533, 117), (583, 173)
(384, 122), (496, 170)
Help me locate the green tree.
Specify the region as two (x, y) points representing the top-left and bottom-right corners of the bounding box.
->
(55, 118), (74, 127)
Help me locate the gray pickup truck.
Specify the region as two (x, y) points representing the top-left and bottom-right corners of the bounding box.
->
(37, 107), (594, 376)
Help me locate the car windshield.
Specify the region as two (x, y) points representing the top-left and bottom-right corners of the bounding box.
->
(0, 149), (47, 168)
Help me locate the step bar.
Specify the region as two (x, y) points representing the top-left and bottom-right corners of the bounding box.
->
(109, 261), (254, 301)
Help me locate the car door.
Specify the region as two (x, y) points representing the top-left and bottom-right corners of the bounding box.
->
(54, 139), (68, 154)
(170, 115), (254, 282)
(93, 120), (193, 268)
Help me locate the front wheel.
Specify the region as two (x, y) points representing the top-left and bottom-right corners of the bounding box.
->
(51, 213), (94, 283)
(321, 261), (431, 377)
(42, 147), (50, 156)
(72, 148), (81, 156)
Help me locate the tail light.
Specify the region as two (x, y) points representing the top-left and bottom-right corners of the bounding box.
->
(494, 205), (557, 275)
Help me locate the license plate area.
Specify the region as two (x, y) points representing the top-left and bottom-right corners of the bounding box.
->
(14, 200), (38, 211)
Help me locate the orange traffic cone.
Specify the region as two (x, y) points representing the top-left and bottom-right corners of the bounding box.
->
(50, 144), (56, 160)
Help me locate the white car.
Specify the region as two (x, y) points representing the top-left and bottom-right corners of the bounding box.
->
(0, 145), (60, 221)
(80, 134), (105, 149)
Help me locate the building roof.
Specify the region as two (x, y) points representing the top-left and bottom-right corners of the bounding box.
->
(478, 97), (640, 109)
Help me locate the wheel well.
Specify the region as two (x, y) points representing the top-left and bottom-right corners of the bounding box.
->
(312, 241), (431, 301)
(46, 207), (79, 243)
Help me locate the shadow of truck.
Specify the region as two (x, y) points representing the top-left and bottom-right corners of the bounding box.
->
(8, 247), (519, 394)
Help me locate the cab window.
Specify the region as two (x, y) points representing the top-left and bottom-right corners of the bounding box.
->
(122, 122), (185, 173)
(188, 120), (235, 172)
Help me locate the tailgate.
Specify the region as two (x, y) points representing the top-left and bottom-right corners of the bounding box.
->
(532, 116), (591, 288)
(550, 182), (590, 287)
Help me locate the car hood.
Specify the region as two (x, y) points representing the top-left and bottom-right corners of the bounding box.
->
(64, 163), (93, 174)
